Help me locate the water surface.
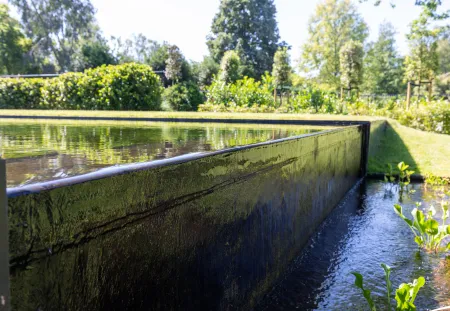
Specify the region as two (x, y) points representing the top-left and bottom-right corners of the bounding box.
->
(257, 180), (450, 311)
(0, 119), (326, 187)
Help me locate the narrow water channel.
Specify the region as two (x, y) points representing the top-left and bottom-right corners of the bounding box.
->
(257, 180), (450, 311)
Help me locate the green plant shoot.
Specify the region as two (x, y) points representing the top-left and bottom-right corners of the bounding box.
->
(352, 272), (377, 311)
(352, 264), (426, 311)
(394, 203), (450, 253)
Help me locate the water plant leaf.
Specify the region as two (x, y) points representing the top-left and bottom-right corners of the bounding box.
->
(409, 277), (425, 304)
(424, 219), (439, 236)
(414, 236), (424, 247)
(381, 263), (392, 311)
(394, 205), (413, 227)
(352, 272), (376, 311)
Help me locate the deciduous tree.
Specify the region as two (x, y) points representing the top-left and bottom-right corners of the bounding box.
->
(301, 0), (368, 90)
(363, 22), (405, 94)
(10, 0), (96, 72)
(404, 10), (440, 88)
(0, 3), (31, 74)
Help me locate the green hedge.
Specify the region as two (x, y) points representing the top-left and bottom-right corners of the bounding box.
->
(162, 82), (204, 111)
(0, 63), (163, 110)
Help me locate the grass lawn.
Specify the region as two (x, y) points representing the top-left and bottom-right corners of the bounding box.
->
(0, 110), (448, 177)
(368, 120), (450, 177)
(0, 109), (382, 121)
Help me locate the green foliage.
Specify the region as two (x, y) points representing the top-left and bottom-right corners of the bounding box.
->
(404, 9), (440, 85)
(207, 0), (282, 78)
(300, 0), (368, 90)
(437, 37), (450, 74)
(352, 272), (376, 311)
(10, 0), (96, 72)
(0, 78), (44, 109)
(163, 82), (204, 111)
(272, 47), (292, 86)
(394, 276), (426, 311)
(193, 56), (220, 87)
(398, 161), (415, 188)
(363, 22), (406, 95)
(353, 264), (426, 311)
(340, 40), (364, 91)
(0, 63), (163, 110)
(219, 50), (241, 83)
(165, 45), (184, 84)
(394, 201), (450, 253)
(0, 4), (31, 74)
(202, 76), (275, 110)
(425, 173), (449, 186)
(80, 39), (117, 70)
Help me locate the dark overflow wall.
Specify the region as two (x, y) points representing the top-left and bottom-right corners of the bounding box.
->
(6, 125), (367, 311)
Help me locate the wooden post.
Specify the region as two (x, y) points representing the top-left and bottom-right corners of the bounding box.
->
(280, 89), (283, 107)
(0, 159), (9, 311)
(406, 81), (411, 110)
(428, 80), (433, 102)
(273, 87), (277, 103)
(340, 87), (344, 100)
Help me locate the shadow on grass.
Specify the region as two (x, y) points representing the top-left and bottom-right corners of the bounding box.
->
(368, 121), (419, 175)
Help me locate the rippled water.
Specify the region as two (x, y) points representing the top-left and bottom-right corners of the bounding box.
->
(0, 120), (326, 187)
(257, 180), (450, 311)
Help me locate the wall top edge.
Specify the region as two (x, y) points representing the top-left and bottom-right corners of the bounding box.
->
(6, 125), (364, 198)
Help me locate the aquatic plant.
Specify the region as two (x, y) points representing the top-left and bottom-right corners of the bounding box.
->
(352, 263), (425, 311)
(398, 162), (414, 189)
(425, 173), (450, 186)
(383, 162), (414, 188)
(394, 201), (450, 253)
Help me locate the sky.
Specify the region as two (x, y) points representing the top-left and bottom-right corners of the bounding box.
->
(5, 0), (450, 63)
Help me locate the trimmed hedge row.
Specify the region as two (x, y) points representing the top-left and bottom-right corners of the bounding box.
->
(0, 63), (163, 110)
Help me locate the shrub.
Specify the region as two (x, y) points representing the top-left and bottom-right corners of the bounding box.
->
(0, 78), (44, 109)
(0, 63), (163, 110)
(163, 82), (204, 111)
(205, 76), (275, 108)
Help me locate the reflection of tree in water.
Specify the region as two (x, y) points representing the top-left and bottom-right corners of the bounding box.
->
(0, 121), (322, 186)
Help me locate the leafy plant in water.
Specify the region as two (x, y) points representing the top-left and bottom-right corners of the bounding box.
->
(425, 173), (450, 186)
(394, 201), (450, 253)
(384, 163), (396, 183)
(352, 264), (425, 311)
(398, 162), (414, 189)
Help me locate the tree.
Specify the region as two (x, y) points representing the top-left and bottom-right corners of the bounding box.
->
(10, 0), (96, 72)
(0, 3), (31, 74)
(111, 34), (160, 64)
(340, 40), (364, 93)
(437, 37), (450, 74)
(300, 0), (369, 90)
(207, 0), (282, 78)
(404, 10), (440, 91)
(79, 37), (117, 70)
(165, 45), (184, 84)
(361, 0), (449, 20)
(363, 22), (405, 94)
(219, 50), (241, 83)
(192, 56), (220, 87)
(272, 47), (292, 87)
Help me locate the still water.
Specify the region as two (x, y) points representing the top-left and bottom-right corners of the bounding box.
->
(0, 119), (326, 187)
(257, 180), (450, 311)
